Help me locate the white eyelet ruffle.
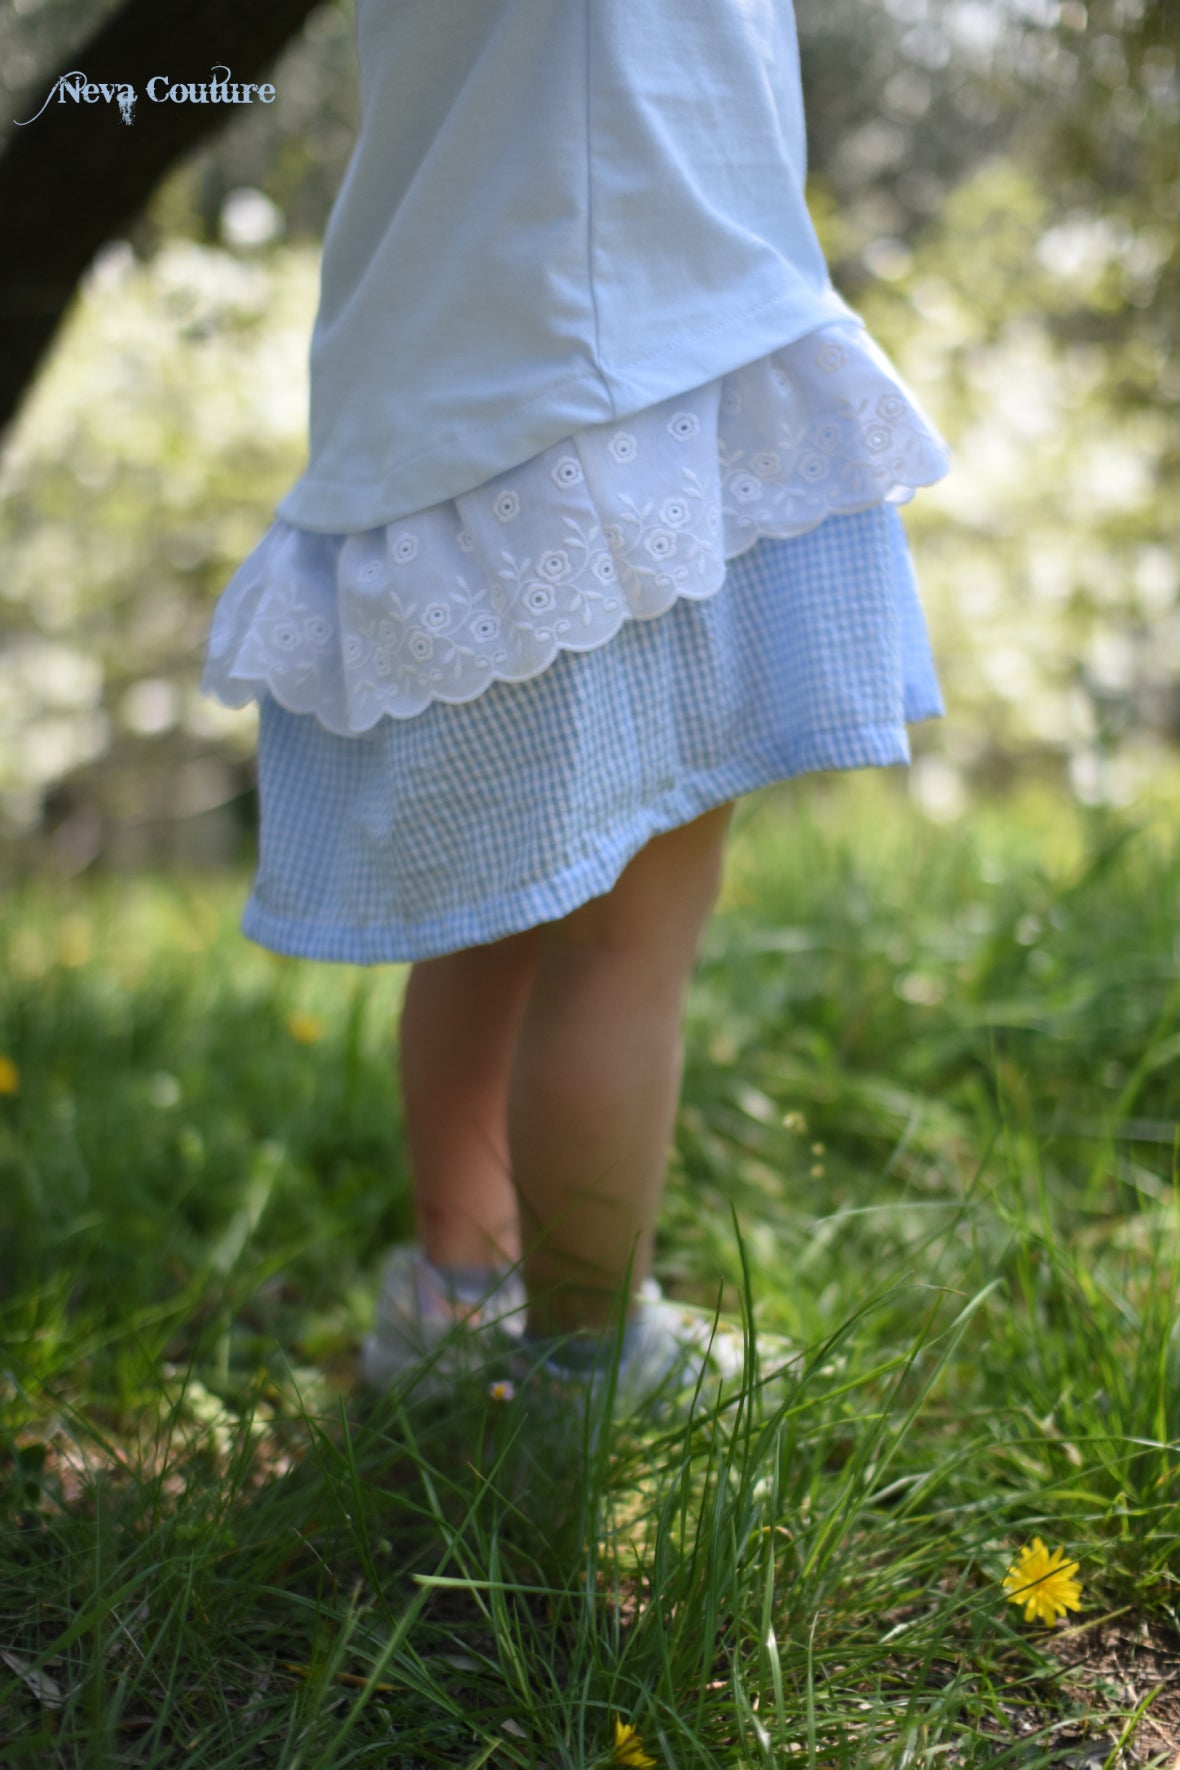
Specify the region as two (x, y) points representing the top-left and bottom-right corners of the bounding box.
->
(203, 320), (949, 733)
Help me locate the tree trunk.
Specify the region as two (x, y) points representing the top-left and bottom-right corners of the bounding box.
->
(0, 0), (324, 438)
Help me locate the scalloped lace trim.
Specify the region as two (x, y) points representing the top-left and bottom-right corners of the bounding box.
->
(202, 320), (949, 733)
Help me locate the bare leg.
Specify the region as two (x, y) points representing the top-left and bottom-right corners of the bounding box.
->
(398, 925), (540, 1269)
(508, 803), (734, 1336)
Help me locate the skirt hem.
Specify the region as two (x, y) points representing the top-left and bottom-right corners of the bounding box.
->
(240, 708), (941, 965)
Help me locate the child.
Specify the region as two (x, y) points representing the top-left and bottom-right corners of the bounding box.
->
(202, 0), (950, 1405)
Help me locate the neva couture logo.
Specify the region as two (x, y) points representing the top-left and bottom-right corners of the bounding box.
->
(15, 65), (276, 128)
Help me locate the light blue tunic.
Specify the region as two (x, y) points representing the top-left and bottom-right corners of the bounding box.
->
(276, 0), (857, 533)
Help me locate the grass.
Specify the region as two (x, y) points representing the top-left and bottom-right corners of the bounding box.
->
(2, 769), (1179, 1767)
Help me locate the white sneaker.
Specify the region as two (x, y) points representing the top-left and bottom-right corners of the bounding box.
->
(360, 1246), (526, 1396)
(510, 1286), (794, 1421)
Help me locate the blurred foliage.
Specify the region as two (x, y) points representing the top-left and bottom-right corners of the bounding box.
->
(0, 0), (1177, 868)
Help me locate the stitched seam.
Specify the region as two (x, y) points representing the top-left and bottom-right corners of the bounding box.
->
(583, 0), (609, 417)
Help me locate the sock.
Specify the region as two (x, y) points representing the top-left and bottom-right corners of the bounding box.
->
(423, 1257), (507, 1308)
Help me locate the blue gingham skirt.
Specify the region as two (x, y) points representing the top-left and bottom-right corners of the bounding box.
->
(243, 504), (942, 963)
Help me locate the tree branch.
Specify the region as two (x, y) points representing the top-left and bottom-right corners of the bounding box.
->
(0, 0), (324, 435)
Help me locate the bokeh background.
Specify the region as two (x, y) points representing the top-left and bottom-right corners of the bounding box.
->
(1, 0), (1177, 879)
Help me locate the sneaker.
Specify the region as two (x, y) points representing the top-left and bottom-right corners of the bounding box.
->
(361, 1246), (526, 1395)
(510, 1285), (791, 1422)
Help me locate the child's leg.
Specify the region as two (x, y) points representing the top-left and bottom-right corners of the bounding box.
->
(398, 925), (540, 1269)
(508, 803), (734, 1336)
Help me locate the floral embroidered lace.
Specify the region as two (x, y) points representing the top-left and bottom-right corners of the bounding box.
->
(202, 320), (949, 733)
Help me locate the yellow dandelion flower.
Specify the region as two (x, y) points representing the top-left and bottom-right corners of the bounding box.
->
(286, 1011), (326, 1045)
(0, 1055), (19, 1095)
(612, 1718), (656, 1768)
(1002, 1537), (1083, 1626)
